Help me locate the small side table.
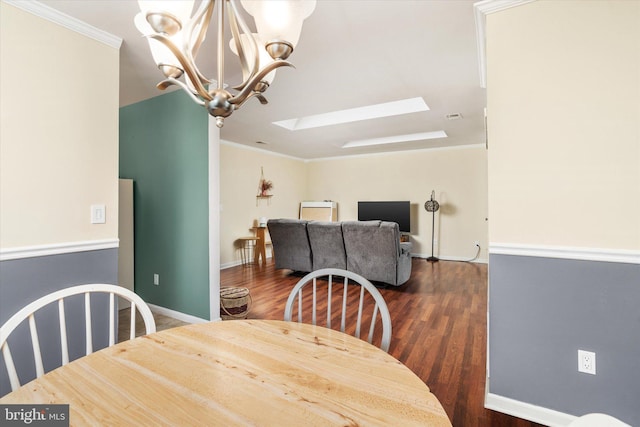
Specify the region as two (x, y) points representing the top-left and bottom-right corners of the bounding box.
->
(252, 226), (268, 265)
(238, 236), (259, 267)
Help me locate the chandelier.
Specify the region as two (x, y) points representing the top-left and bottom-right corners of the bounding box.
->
(135, 0), (316, 128)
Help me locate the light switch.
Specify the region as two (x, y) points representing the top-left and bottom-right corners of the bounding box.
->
(91, 205), (106, 224)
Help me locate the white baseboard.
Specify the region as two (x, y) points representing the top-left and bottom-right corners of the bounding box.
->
(221, 254), (273, 270)
(411, 253), (488, 264)
(485, 393), (576, 427)
(221, 260), (243, 269)
(147, 303), (212, 324)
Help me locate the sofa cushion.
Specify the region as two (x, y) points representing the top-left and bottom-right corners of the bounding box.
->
(267, 219), (313, 272)
(342, 221), (400, 285)
(307, 221), (347, 270)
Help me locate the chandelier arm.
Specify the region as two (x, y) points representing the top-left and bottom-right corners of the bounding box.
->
(185, 0), (214, 61)
(182, 0), (214, 85)
(148, 34), (213, 102)
(256, 94), (268, 105)
(157, 78), (206, 107)
(227, 8), (250, 89)
(226, 0), (260, 91)
(184, 70), (210, 98)
(229, 60), (294, 107)
(234, 91), (262, 108)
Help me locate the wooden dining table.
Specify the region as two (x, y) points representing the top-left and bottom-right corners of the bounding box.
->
(0, 319), (452, 426)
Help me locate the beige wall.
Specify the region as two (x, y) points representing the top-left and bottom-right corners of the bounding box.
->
(220, 141), (307, 266)
(0, 3), (120, 249)
(306, 146), (488, 260)
(487, 0), (640, 250)
(220, 143), (488, 265)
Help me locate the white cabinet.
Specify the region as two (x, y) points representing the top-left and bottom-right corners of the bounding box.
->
(299, 201), (338, 222)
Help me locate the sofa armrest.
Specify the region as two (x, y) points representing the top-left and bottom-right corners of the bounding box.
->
(267, 219), (313, 272)
(400, 242), (412, 256)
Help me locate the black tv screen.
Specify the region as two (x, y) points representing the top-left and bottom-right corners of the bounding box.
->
(358, 201), (410, 233)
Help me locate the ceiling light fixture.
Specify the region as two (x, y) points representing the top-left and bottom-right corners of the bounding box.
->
(274, 97), (430, 131)
(135, 0), (316, 128)
(342, 131), (448, 149)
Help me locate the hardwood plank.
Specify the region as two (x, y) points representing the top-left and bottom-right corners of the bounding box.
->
(221, 259), (544, 427)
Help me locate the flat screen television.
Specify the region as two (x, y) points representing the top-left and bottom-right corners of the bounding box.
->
(358, 201), (410, 233)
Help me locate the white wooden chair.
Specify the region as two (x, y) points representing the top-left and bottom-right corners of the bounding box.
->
(1, 284), (156, 392)
(284, 268), (392, 352)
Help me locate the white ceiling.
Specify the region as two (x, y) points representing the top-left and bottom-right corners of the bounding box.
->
(39, 0), (486, 160)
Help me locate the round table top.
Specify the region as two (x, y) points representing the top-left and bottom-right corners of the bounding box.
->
(1, 319), (451, 426)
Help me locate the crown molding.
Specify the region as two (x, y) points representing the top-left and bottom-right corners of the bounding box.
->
(473, 0), (537, 88)
(2, 0), (122, 49)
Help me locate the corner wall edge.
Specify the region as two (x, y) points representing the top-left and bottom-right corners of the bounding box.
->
(473, 0), (537, 88)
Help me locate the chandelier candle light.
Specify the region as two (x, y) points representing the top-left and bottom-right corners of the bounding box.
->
(135, 0), (316, 127)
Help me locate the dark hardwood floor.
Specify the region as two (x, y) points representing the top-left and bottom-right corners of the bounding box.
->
(221, 258), (544, 427)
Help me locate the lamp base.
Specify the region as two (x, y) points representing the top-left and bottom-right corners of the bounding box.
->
(426, 256), (439, 263)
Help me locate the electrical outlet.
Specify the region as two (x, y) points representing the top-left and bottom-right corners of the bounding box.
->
(578, 350), (596, 375)
(474, 240), (480, 247)
(153, 274), (159, 286)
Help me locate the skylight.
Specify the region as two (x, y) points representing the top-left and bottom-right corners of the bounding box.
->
(342, 131), (448, 148)
(273, 97), (430, 131)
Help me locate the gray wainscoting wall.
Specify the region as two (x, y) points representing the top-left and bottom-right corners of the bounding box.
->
(488, 254), (640, 425)
(0, 248), (118, 396)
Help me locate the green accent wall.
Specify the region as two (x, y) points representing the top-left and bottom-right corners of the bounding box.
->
(119, 90), (209, 319)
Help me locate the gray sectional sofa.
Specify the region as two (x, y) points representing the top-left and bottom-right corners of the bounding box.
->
(267, 219), (412, 286)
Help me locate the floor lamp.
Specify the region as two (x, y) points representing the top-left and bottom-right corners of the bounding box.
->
(424, 190), (440, 262)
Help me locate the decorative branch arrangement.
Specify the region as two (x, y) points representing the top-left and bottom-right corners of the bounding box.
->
(257, 167), (273, 197)
(260, 179), (273, 196)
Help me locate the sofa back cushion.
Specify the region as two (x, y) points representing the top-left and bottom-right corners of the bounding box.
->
(267, 219), (313, 272)
(307, 221), (347, 270)
(342, 221), (400, 285)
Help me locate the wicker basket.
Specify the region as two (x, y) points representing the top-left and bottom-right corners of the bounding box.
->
(220, 287), (251, 320)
